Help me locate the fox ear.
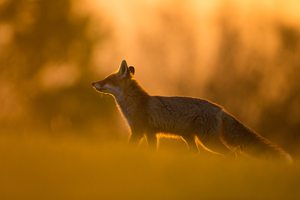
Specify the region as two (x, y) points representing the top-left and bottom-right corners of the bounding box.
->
(118, 60), (128, 76)
(129, 66), (135, 75)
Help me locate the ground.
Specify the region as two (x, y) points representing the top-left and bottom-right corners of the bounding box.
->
(0, 133), (299, 200)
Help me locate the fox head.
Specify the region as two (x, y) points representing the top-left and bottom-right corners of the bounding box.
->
(92, 60), (135, 97)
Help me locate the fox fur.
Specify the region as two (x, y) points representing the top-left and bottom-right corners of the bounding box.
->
(92, 60), (292, 162)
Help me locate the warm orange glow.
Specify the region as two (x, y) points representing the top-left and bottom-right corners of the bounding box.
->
(0, 0), (299, 152)
(0, 0), (300, 198)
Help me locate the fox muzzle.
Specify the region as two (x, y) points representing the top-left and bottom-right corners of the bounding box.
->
(91, 82), (103, 91)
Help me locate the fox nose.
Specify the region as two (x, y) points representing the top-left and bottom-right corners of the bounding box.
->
(91, 82), (97, 87)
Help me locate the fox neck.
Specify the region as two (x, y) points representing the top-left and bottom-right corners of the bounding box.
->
(113, 80), (149, 124)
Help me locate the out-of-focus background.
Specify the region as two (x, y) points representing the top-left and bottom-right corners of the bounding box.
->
(1, 0), (299, 155)
(1, 0), (300, 199)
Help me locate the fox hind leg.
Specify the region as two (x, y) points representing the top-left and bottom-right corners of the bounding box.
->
(182, 135), (199, 153)
(196, 131), (232, 156)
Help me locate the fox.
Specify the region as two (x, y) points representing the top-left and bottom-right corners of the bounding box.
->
(92, 60), (292, 162)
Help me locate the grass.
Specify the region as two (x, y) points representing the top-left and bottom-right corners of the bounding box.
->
(0, 133), (299, 200)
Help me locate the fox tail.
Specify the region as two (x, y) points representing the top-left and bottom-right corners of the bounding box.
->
(220, 112), (293, 163)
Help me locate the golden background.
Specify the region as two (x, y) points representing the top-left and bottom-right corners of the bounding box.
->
(0, 0), (300, 199)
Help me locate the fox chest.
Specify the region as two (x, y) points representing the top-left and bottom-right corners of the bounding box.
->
(117, 102), (147, 128)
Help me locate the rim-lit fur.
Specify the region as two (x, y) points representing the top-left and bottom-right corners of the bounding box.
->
(92, 60), (292, 163)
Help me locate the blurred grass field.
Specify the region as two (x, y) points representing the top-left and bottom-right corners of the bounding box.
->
(1, 133), (299, 200)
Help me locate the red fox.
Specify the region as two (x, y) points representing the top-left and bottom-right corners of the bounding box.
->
(92, 60), (292, 162)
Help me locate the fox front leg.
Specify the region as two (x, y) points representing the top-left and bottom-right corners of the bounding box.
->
(128, 130), (144, 145)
